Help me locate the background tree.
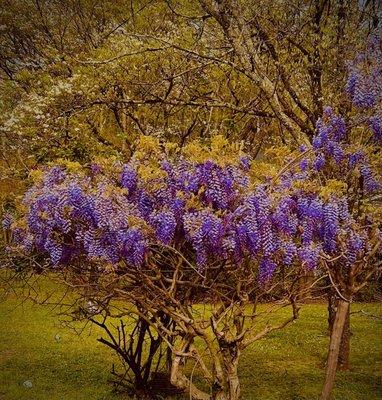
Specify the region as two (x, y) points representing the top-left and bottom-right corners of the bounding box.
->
(1, 0), (379, 183)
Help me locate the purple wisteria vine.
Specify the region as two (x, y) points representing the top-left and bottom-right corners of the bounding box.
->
(5, 114), (380, 281)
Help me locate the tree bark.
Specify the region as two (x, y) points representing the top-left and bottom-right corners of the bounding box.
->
(337, 307), (350, 370)
(214, 342), (241, 400)
(320, 299), (350, 400)
(226, 354), (240, 400)
(170, 336), (210, 400)
(327, 289), (350, 370)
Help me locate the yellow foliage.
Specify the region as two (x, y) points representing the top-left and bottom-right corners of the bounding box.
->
(135, 135), (162, 159)
(100, 184), (128, 199)
(185, 193), (203, 210)
(319, 179), (348, 199)
(250, 161), (277, 182)
(92, 155), (119, 169)
(126, 215), (153, 235)
(9, 217), (26, 230)
(265, 146), (293, 163)
(182, 134), (244, 166)
(137, 164), (166, 181)
(164, 141), (178, 155)
(292, 180), (318, 193)
(54, 159), (83, 173)
(182, 141), (204, 163)
(210, 135), (230, 151)
(29, 169), (44, 184)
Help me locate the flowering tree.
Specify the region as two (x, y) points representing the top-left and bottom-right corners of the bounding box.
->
(326, 33), (382, 372)
(313, 36), (382, 399)
(4, 137), (302, 398)
(5, 119), (380, 398)
(298, 104), (381, 399)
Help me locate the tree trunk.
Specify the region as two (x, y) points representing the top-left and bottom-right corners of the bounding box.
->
(337, 307), (350, 370)
(170, 354), (210, 400)
(320, 299), (350, 400)
(218, 342), (241, 400)
(226, 354), (240, 400)
(170, 336), (210, 400)
(327, 289), (350, 370)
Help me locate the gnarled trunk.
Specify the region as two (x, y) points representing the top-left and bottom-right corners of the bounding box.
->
(169, 334), (242, 400)
(211, 341), (241, 400)
(170, 336), (210, 400)
(224, 345), (241, 400)
(320, 299), (350, 400)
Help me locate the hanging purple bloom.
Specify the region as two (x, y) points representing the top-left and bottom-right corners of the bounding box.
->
(360, 165), (381, 193)
(323, 202), (339, 253)
(300, 158), (309, 171)
(369, 115), (382, 141)
(314, 153), (325, 170)
(345, 72), (358, 97)
(349, 150), (364, 168)
(90, 163), (102, 175)
(151, 210), (177, 244)
(44, 166), (66, 186)
(283, 242), (297, 265)
(298, 244), (321, 270)
(258, 259), (277, 283)
(121, 164), (137, 193)
(239, 155), (251, 171)
(2, 213), (13, 230)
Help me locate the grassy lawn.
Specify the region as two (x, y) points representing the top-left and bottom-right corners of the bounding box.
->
(0, 277), (381, 400)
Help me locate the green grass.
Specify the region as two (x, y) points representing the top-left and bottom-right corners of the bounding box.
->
(0, 277), (381, 400)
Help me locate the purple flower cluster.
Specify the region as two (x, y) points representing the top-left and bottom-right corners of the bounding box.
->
(121, 164), (137, 192)
(297, 106), (381, 194)
(345, 34), (381, 110)
(368, 115), (382, 141)
(345, 34), (382, 142)
(2, 213), (13, 229)
(312, 107), (346, 165)
(6, 125), (379, 282)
